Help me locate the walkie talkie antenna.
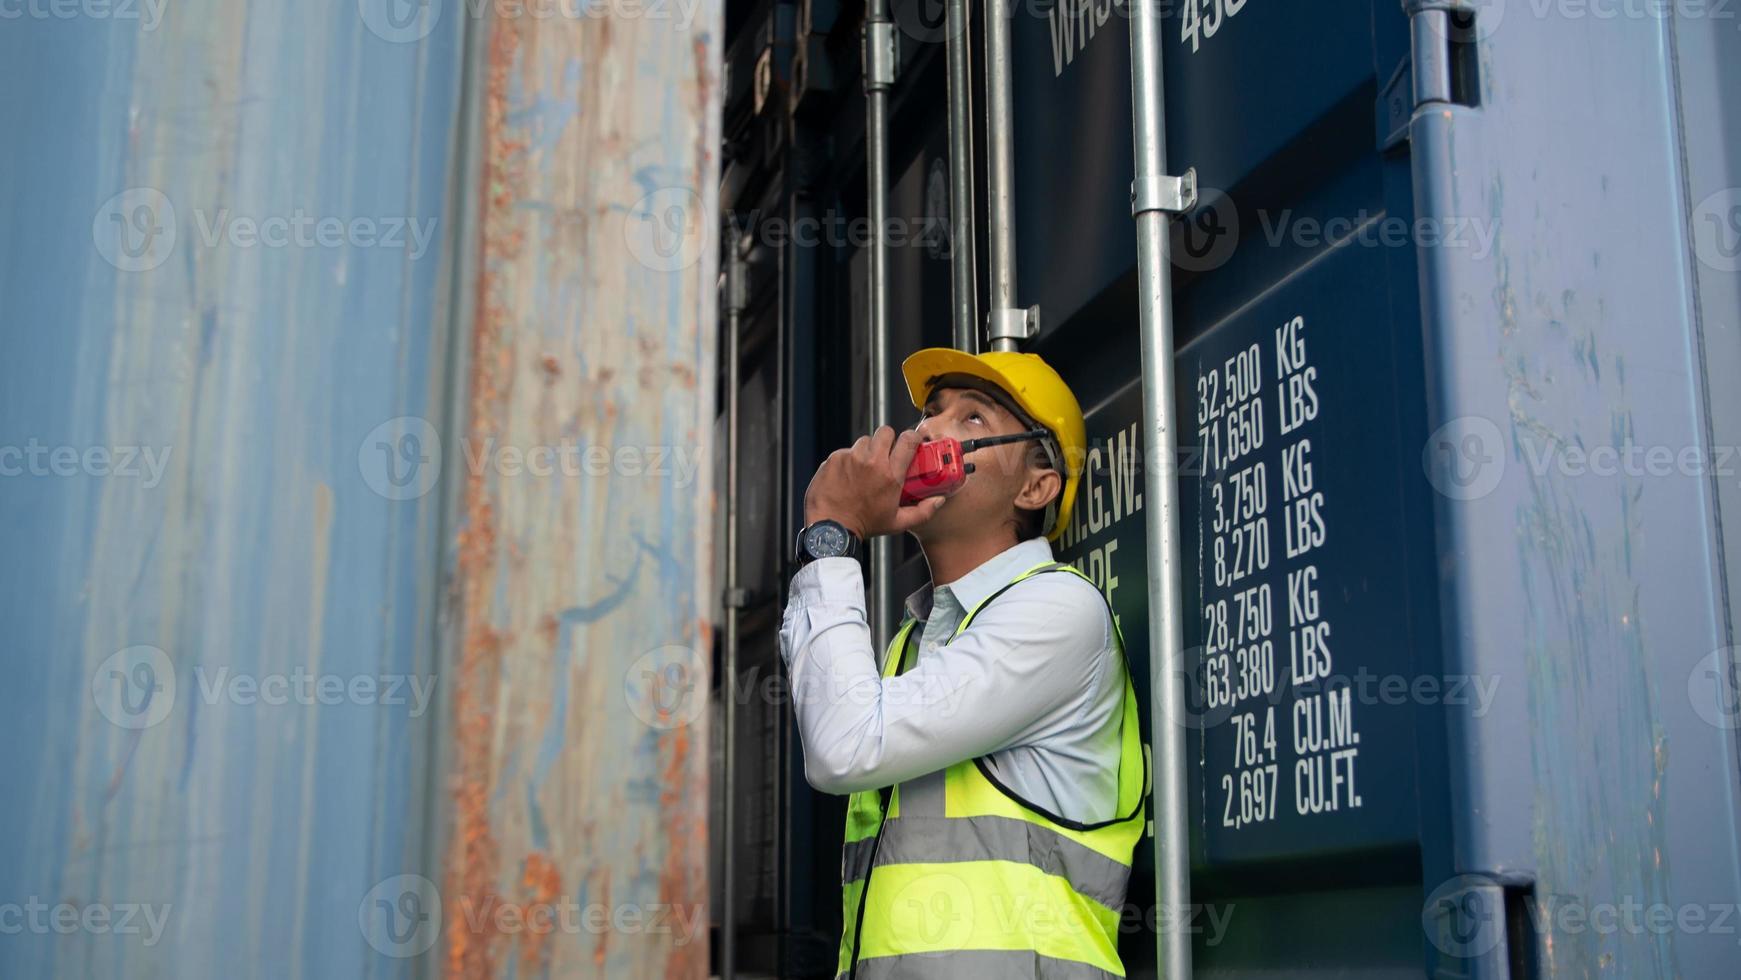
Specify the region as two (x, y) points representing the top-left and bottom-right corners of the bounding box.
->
(959, 428), (1048, 454)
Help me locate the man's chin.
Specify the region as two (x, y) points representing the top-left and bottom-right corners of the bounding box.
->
(909, 496), (961, 543)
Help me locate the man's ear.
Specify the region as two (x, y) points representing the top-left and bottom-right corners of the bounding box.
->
(1015, 468), (1062, 513)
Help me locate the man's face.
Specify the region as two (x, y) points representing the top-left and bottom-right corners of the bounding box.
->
(910, 385), (1060, 542)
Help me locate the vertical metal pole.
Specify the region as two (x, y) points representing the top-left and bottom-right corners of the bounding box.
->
(721, 228), (746, 980)
(1127, 0), (1194, 976)
(984, 0), (1020, 352)
(864, 8), (896, 652)
(944, 0), (978, 352)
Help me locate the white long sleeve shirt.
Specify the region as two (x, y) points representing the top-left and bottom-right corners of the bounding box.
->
(777, 536), (1125, 824)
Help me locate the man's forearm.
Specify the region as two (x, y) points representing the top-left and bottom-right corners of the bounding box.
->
(777, 557), (893, 793)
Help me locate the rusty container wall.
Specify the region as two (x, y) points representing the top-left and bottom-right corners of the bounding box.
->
(0, 1), (720, 978)
(436, 3), (721, 979)
(0, 2), (466, 978)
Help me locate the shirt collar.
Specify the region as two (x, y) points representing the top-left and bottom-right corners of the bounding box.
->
(901, 536), (1056, 624)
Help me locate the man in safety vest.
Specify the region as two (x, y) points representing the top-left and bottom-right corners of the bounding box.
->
(780, 347), (1149, 980)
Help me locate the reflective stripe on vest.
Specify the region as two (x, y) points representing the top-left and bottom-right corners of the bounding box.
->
(837, 561), (1151, 980)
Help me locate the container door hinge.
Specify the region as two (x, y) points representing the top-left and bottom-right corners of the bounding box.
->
(1131, 169), (1197, 218)
(988, 305), (1041, 345)
(1403, 0), (1483, 112)
(862, 18), (898, 94)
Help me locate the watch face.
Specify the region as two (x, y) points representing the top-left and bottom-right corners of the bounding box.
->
(806, 522), (848, 557)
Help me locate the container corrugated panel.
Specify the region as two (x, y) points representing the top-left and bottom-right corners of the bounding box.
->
(1413, 8), (1741, 976)
(1018, 1), (1741, 976)
(0, 3), (464, 978)
(436, 4), (722, 978)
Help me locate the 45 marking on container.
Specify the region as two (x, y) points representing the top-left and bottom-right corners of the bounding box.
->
(1179, 0), (1248, 54)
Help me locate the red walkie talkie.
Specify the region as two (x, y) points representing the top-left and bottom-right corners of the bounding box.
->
(900, 429), (1049, 505)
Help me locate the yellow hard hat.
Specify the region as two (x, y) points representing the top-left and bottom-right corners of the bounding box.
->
(900, 348), (1087, 543)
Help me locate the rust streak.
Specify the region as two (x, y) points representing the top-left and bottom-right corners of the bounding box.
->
(519, 852), (563, 975)
(445, 13), (524, 980)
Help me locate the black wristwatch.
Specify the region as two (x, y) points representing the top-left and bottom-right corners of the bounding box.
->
(795, 519), (861, 568)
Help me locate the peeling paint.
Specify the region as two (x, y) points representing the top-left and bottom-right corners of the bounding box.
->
(439, 3), (721, 977)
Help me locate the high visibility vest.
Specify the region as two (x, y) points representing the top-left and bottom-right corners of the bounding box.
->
(837, 561), (1151, 980)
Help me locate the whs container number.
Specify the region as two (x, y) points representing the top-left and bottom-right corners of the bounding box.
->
(1179, 0), (1249, 54)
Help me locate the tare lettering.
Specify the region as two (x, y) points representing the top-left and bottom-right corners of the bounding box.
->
(1179, 0), (1250, 55)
